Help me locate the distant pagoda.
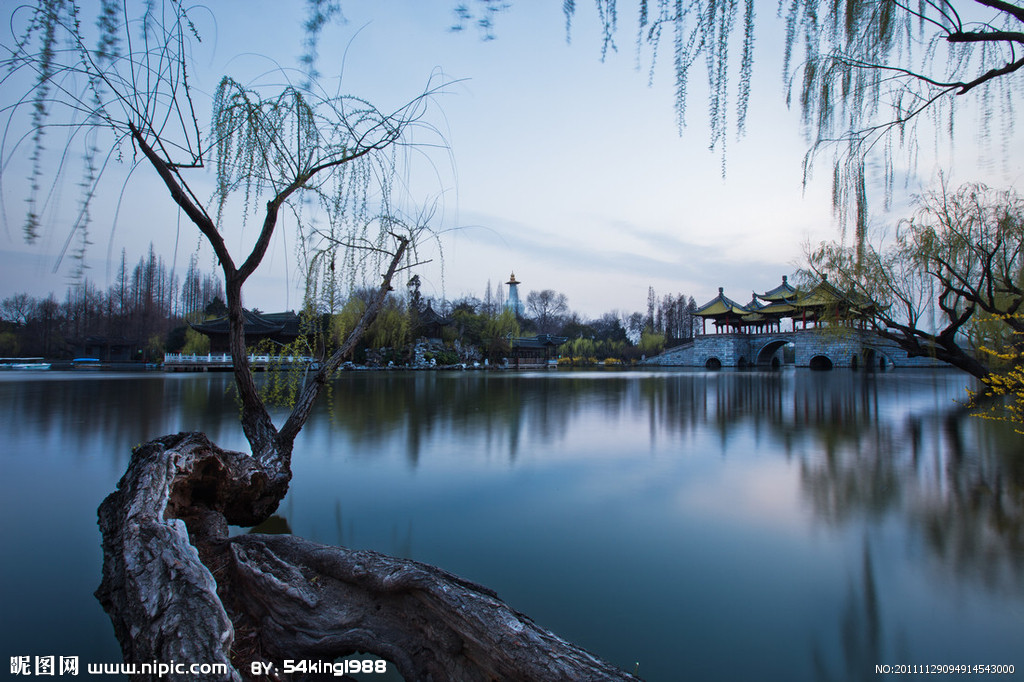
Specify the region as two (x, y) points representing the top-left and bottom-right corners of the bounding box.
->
(505, 272), (523, 316)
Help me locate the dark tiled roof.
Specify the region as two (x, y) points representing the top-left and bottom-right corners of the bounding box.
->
(418, 303), (452, 326)
(512, 334), (567, 349)
(791, 278), (874, 312)
(759, 275), (798, 302)
(191, 310), (300, 337)
(695, 287), (750, 318)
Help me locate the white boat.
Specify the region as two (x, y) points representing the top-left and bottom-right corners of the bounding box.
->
(0, 357), (50, 370)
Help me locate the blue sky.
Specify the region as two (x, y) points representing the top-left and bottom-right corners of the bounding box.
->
(1, 1), (1021, 318)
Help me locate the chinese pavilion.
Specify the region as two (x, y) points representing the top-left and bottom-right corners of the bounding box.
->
(694, 276), (874, 335)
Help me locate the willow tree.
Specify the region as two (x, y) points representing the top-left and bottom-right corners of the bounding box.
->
(1, 2), (636, 679)
(457, 0), (1023, 242)
(803, 182), (1023, 380)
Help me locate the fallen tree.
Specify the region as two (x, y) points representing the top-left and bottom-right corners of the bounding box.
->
(96, 432), (637, 681)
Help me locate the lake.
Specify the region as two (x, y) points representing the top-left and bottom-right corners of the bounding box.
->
(1, 368), (1021, 681)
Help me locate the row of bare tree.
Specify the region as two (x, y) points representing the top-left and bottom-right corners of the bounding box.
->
(0, 247), (223, 359)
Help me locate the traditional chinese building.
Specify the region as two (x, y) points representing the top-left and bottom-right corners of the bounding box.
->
(692, 287), (751, 334)
(190, 310), (302, 353)
(415, 302), (453, 341)
(67, 336), (141, 362)
(644, 275), (939, 370)
(509, 334), (567, 369)
(694, 275), (872, 335)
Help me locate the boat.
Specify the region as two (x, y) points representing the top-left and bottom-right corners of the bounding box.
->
(72, 357), (103, 370)
(0, 357), (51, 370)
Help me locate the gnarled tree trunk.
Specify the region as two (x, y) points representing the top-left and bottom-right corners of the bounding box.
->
(96, 432), (637, 681)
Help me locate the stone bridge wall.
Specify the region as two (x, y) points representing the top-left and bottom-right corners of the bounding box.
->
(643, 330), (946, 369)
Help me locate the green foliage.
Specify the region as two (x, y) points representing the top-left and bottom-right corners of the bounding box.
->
(252, 308), (323, 408)
(907, 183), (1023, 321)
(449, 305), (486, 346)
(784, 1), (1023, 242)
(567, 336), (596, 360)
(4, 0), (445, 318)
(804, 181), (1023, 388)
(368, 302), (412, 350)
(253, 337), (307, 409)
(638, 330), (665, 356)
(209, 75), (433, 298)
(434, 349), (460, 365)
(480, 308), (520, 360)
(0, 330), (19, 356)
(559, 335), (630, 365)
(145, 334), (164, 362)
(327, 294), (419, 360)
(181, 328), (210, 356)
(330, 297), (365, 348)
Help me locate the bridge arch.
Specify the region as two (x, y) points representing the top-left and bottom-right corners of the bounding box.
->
(757, 333), (794, 366)
(854, 346), (894, 371)
(704, 357), (722, 370)
(809, 355), (834, 371)
(755, 338), (790, 367)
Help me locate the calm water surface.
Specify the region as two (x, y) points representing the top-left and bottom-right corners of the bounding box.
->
(1, 369), (1021, 681)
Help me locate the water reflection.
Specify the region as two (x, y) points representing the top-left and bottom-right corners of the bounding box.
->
(303, 370), (1020, 679)
(252, 369), (1023, 599)
(811, 539), (888, 682)
(1, 369), (1020, 681)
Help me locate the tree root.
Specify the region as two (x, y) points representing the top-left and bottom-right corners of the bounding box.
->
(96, 432), (637, 681)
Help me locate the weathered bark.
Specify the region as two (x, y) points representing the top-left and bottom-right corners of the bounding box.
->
(97, 432), (637, 681)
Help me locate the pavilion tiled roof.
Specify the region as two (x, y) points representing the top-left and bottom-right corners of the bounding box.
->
(692, 275), (876, 331)
(791, 277), (873, 312)
(758, 275), (799, 303)
(694, 287), (750, 319)
(739, 294), (767, 322)
(756, 300), (797, 317)
(418, 302), (452, 327)
(512, 334), (568, 349)
(191, 310), (300, 337)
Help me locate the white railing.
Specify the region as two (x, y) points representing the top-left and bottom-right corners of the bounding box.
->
(163, 353), (315, 365)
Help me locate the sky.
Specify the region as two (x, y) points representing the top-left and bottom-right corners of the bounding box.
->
(1, 1), (1022, 319)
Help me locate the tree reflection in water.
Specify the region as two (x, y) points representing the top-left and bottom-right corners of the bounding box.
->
(811, 540), (887, 682)
(308, 370), (1021, 593)
(312, 369), (1021, 678)
(3, 369), (1018, 679)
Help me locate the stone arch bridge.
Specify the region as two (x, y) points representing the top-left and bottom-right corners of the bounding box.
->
(642, 329), (943, 370)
